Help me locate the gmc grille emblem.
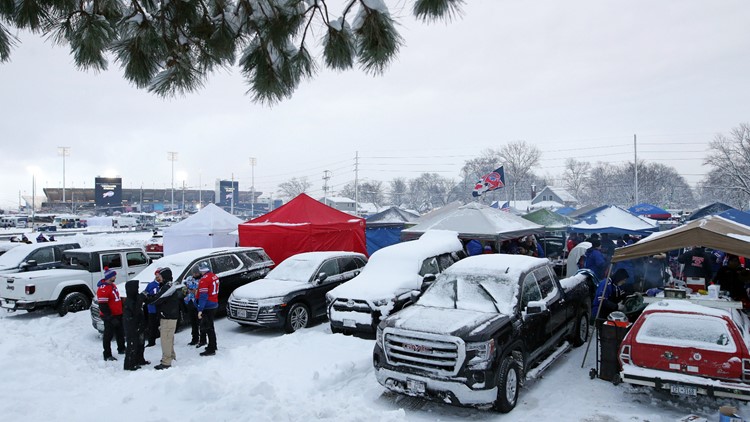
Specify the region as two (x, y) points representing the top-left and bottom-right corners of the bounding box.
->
(404, 343), (432, 353)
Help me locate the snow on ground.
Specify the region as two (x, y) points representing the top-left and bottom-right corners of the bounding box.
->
(1, 309), (748, 421)
(0, 231), (748, 421)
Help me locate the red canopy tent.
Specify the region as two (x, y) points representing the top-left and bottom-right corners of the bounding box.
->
(238, 193), (367, 264)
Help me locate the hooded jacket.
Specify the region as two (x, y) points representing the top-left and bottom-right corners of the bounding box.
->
(146, 269), (183, 319)
(123, 279), (146, 325)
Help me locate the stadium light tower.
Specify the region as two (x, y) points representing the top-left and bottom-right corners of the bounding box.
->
(58, 147), (70, 209)
(167, 151), (178, 212)
(249, 157), (256, 217)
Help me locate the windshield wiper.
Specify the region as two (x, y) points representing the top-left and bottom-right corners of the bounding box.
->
(478, 282), (501, 313)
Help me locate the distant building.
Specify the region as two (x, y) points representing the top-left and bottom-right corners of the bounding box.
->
(320, 196), (357, 214)
(532, 186), (578, 207)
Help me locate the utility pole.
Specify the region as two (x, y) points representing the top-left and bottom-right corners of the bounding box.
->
(354, 152), (359, 215)
(167, 151), (178, 212)
(634, 134), (639, 205)
(322, 170), (332, 205)
(249, 157), (256, 217)
(58, 147), (70, 210)
(230, 173), (235, 215)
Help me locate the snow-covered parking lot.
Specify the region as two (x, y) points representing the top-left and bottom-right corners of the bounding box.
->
(1, 308), (747, 422)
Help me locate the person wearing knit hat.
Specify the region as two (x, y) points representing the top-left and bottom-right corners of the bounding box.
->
(145, 266), (183, 370)
(96, 268), (125, 361)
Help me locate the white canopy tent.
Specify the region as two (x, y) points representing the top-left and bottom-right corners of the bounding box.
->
(162, 204), (243, 256)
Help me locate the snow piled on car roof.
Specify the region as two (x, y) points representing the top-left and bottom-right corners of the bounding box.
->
(328, 230), (462, 300)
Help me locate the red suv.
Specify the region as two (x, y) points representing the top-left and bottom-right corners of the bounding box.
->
(619, 299), (750, 401)
(145, 234), (163, 258)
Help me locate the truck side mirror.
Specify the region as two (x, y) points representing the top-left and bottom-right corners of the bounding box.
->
(21, 260), (38, 270)
(421, 274), (436, 293)
(526, 300), (547, 315)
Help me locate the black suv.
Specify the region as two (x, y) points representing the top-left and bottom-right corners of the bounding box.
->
(228, 251), (367, 333)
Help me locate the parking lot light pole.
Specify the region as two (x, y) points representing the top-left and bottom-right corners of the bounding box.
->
(249, 157), (256, 217)
(167, 151), (178, 212)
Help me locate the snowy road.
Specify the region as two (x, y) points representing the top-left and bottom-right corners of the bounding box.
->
(0, 308), (746, 421)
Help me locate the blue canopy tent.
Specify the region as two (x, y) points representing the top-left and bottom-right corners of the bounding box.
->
(687, 202), (735, 221)
(365, 207), (419, 255)
(568, 205), (658, 236)
(628, 203), (672, 220)
(556, 207), (576, 216)
(718, 209), (750, 227)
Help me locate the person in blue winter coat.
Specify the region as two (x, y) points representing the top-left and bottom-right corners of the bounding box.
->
(592, 268), (629, 322)
(144, 269), (162, 347)
(584, 239), (607, 281)
(465, 239), (483, 256)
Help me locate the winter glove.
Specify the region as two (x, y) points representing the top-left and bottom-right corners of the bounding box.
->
(617, 303), (626, 312)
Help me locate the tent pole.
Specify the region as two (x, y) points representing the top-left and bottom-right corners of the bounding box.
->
(581, 263), (614, 368)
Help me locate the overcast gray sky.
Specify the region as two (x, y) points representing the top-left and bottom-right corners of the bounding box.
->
(1, 0), (748, 210)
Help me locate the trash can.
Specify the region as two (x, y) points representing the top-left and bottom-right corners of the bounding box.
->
(598, 321), (631, 382)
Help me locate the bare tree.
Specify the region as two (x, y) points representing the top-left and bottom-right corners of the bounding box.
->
(277, 177), (311, 201)
(338, 180), (385, 205)
(704, 123), (750, 199)
(389, 178), (408, 206)
(406, 173), (457, 213)
(499, 141), (542, 201)
(562, 158), (591, 201)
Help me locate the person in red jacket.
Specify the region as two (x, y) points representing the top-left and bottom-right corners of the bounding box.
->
(196, 262), (219, 356)
(97, 268), (125, 361)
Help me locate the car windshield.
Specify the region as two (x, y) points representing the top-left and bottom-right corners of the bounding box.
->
(636, 313), (737, 353)
(0, 246), (32, 266)
(266, 257), (318, 282)
(418, 272), (518, 315)
(137, 258), (192, 283)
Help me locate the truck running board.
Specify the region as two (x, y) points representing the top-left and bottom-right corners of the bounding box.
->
(526, 341), (572, 381)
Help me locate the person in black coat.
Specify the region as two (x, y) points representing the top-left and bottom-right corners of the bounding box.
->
(123, 279), (150, 371)
(146, 267), (184, 370)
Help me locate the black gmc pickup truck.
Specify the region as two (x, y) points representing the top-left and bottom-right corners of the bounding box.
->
(373, 254), (592, 413)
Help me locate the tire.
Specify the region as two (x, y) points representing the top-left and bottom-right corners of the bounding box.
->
(569, 312), (589, 347)
(493, 356), (521, 413)
(284, 303), (310, 333)
(58, 292), (90, 317)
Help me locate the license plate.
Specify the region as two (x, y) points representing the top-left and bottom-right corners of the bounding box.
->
(343, 319), (356, 328)
(406, 379), (426, 394)
(237, 309), (246, 318)
(670, 384), (697, 396)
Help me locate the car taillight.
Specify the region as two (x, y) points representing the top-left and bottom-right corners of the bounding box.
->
(619, 344), (631, 366)
(742, 358), (750, 381)
(25, 284), (35, 295)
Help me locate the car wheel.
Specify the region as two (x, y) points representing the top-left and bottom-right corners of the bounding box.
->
(284, 303), (310, 333)
(58, 292), (90, 317)
(493, 355), (520, 413)
(570, 311), (589, 347)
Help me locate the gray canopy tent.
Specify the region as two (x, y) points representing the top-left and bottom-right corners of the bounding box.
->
(401, 202), (544, 242)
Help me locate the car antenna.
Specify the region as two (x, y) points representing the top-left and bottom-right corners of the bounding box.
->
(505, 267), (510, 273)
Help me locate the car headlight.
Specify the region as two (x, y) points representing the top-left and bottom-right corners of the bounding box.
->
(257, 297), (285, 313)
(466, 339), (495, 370)
(372, 298), (389, 307)
(376, 326), (384, 349)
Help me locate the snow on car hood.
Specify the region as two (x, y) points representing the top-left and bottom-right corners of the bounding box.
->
(388, 305), (506, 336)
(232, 278), (306, 299)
